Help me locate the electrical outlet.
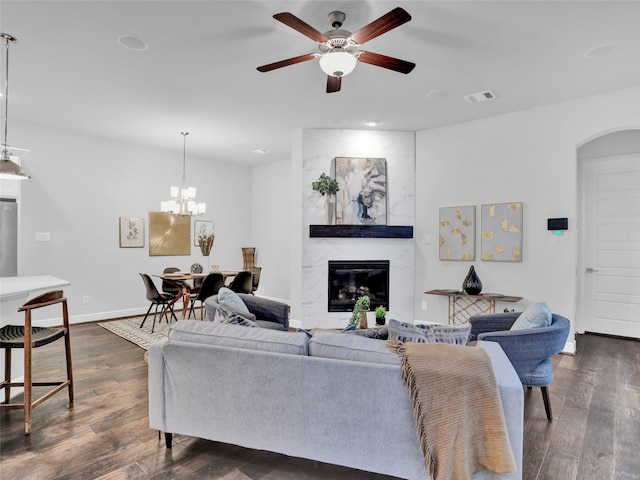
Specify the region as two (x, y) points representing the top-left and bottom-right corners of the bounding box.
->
(421, 301), (428, 310)
(83, 296), (89, 304)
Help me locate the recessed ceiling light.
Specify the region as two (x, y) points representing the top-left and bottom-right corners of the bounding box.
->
(365, 120), (379, 127)
(251, 148), (269, 155)
(426, 90), (448, 99)
(584, 43), (617, 59)
(117, 34), (148, 51)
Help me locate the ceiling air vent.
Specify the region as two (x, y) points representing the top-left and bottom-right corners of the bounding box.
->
(464, 90), (497, 104)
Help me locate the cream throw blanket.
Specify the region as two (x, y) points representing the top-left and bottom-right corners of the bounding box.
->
(387, 341), (517, 480)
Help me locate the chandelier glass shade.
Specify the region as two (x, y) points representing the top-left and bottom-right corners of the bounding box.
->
(0, 33), (29, 180)
(160, 132), (206, 216)
(319, 50), (357, 77)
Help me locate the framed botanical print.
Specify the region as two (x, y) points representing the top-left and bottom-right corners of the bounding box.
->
(194, 220), (214, 246)
(119, 217), (144, 248)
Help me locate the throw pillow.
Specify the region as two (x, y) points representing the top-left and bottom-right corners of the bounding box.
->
(387, 319), (430, 343)
(510, 302), (552, 330)
(212, 306), (258, 327)
(218, 287), (250, 314)
(388, 319), (471, 345)
(350, 326), (389, 340)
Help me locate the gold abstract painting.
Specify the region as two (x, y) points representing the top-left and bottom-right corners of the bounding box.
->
(439, 206), (476, 261)
(149, 212), (191, 256)
(481, 202), (523, 262)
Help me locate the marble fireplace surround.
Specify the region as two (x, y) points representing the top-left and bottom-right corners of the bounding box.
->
(294, 129), (416, 329)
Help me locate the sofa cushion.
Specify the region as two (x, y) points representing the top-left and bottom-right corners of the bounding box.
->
(388, 319), (471, 345)
(510, 302), (552, 330)
(218, 287), (250, 313)
(308, 330), (401, 365)
(168, 320), (309, 355)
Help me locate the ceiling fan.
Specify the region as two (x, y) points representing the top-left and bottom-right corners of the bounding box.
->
(257, 7), (416, 93)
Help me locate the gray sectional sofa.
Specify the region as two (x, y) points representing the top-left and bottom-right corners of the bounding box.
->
(148, 320), (523, 480)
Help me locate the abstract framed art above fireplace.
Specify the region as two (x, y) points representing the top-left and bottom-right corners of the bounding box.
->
(335, 157), (387, 226)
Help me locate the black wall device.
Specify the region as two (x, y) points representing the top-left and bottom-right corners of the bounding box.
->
(547, 218), (568, 231)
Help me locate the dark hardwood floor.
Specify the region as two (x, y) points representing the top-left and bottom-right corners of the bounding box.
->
(1, 322), (638, 480)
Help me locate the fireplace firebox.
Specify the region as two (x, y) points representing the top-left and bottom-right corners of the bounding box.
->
(328, 260), (390, 312)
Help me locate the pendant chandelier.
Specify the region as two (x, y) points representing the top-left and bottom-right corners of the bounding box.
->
(160, 132), (205, 216)
(0, 33), (29, 180)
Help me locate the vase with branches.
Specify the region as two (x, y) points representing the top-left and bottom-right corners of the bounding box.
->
(312, 172), (340, 225)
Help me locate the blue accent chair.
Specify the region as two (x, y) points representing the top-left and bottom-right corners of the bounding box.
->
(469, 312), (570, 421)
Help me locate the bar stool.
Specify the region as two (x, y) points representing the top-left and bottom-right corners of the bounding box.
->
(0, 290), (74, 434)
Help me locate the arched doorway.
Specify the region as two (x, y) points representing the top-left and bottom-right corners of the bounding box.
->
(577, 129), (640, 338)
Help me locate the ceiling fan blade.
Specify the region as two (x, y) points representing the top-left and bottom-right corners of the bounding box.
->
(326, 75), (342, 93)
(357, 51), (416, 74)
(273, 12), (329, 43)
(350, 7), (412, 45)
(257, 53), (317, 72)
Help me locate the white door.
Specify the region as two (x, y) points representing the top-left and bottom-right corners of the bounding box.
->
(578, 153), (640, 338)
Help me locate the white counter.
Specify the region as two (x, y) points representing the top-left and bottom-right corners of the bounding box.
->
(0, 275), (71, 301)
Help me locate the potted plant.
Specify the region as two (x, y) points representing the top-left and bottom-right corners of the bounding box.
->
(312, 172), (339, 225)
(375, 306), (387, 326)
(347, 295), (371, 329)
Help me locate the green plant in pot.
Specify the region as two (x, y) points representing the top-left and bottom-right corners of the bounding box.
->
(312, 172), (339, 225)
(348, 295), (371, 329)
(375, 306), (387, 326)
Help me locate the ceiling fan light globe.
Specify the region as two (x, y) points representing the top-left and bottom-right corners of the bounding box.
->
(319, 51), (357, 77)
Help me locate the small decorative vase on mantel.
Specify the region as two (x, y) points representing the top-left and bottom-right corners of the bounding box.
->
(325, 195), (335, 225)
(463, 265), (483, 295)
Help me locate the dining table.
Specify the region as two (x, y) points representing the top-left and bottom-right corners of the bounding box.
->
(155, 270), (240, 320)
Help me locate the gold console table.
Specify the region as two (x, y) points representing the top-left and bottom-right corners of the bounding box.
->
(425, 289), (523, 325)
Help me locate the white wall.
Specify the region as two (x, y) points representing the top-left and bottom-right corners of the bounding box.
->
(9, 120), (252, 324)
(415, 86), (640, 350)
(250, 159), (292, 300)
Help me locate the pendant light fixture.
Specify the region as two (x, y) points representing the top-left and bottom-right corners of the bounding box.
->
(0, 33), (29, 180)
(160, 132), (206, 216)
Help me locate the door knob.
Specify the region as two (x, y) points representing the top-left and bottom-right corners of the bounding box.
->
(586, 267), (599, 273)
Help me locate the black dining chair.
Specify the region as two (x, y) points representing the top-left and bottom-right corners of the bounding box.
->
(250, 266), (262, 294)
(188, 272), (226, 319)
(162, 267), (181, 297)
(229, 270), (253, 294)
(139, 273), (179, 333)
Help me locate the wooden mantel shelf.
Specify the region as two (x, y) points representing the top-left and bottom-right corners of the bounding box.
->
(309, 225), (414, 239)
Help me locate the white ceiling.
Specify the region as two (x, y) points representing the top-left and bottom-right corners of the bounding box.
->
(1, 1), (639, 166)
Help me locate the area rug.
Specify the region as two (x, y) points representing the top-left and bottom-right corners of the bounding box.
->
(98, 315), (174, 350)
